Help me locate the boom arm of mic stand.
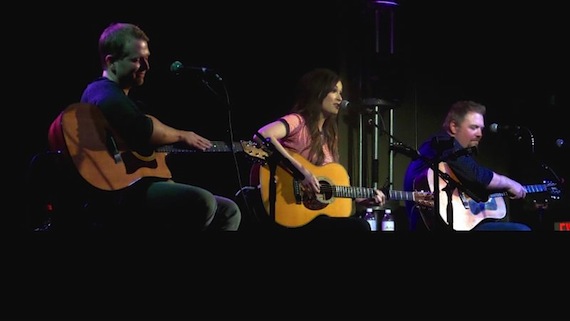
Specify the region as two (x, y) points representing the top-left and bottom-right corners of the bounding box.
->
(381, 129), (479, 229)
(430, 148), (488, 230)
(373, 126), (485, 229)
(540, 161), (565, 185)
(254, 131), (306, 222)
(371, 126), (448, 229)
(439, 148), (485, 203)
(254, 132), (305, 181)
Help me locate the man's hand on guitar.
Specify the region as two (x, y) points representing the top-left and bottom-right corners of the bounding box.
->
(182, 131), (212, 151)
(507, 181), (527, 199)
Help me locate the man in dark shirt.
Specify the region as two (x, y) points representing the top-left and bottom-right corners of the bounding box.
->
(403, 100), (530, 231)
(79, 22), (241, 231)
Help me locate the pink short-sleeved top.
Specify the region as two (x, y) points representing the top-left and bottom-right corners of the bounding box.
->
(279, 113), (335, 166)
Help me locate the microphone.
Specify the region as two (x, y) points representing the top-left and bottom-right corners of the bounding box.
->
(340, 99), (397, 111)
(556, 138), (567, 150)
(390, 143), (420, 160)
(339, 100), (375, 114)
(340, 100), (370, 111)
(170, 60), (211, 73)
(170, 60), (222, 81)
(339, 100), (351, 110)
(489, 123), (521, 133)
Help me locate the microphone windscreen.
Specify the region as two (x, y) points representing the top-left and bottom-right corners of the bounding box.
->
(170, 61), (183, 72)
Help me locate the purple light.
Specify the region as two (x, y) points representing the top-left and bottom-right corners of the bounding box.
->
(370, 0), (399, 6)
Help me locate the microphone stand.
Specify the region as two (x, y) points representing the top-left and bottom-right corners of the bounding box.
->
(540, 162), (565, 186)
(521, 126), (564, 229)
(255, 132), (305, 222)
(351, 98), (398, 190)
(432, 138), (486, 230)
(366, 120), (450, 230)
(373, 124), (482, 230)
(534, 149), (564, 230)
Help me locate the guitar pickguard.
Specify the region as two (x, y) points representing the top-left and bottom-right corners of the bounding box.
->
(468, 197), (498, 215)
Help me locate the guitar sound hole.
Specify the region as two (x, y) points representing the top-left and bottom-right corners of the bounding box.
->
(121, 151), (158, 174)
(303, 198), (327, 211)
(302, 181), (332, 211)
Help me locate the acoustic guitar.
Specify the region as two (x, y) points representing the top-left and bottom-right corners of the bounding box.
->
(258, 150), (433, 228)
(420, 162), (560, 230)
(48, 102), (268, 191)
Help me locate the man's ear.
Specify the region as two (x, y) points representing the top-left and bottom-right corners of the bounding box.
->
(105, 55), (115, 71)
(449, 121), (458, 134)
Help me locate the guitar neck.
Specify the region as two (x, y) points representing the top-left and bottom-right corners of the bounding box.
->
(157, 141), (243, 153)
(331, 186), (419, 202)
(156, 140), (268, 164)
(388, 190), (423, 202)
(332, 186), (376, 199)
(488, 183), (551, 199)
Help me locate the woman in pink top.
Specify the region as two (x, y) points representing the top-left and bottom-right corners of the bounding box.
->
(252, 68), (386, 231)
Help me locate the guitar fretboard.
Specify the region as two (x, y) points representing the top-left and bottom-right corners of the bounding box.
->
(488, 183), (555, 199)
(388, 190), (419, 201)
(330, 186), (420, 201)
(333, 186), (375, 199)
(158, 141), (244, 153)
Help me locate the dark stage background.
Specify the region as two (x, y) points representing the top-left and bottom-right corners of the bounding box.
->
(12, 0), (568, 231)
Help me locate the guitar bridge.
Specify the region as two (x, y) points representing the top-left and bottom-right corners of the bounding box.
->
(106, 130), (122, 164)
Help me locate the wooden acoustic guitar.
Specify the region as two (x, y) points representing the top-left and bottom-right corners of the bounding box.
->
(48, 102), (268, 191)
(257, 150), (433, 228)
(420, 162), (560, 231)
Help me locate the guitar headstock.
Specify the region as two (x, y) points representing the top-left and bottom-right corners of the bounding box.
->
(414, 190), (435, 208)
(544, 180), (562, 200)
(529, 180), (563, 210)
(240, 140), (269, 164)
